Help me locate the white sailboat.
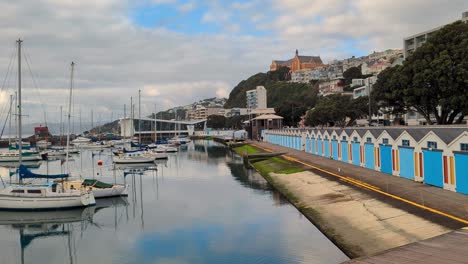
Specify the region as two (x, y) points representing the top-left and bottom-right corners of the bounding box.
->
(59, 62), (127, 198)
(0, 40), (95, 210)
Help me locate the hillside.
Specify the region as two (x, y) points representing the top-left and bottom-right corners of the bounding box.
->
(224, 68), (319, 126)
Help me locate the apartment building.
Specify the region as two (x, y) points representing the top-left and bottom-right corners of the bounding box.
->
(404, 11), (468, 58)
(246, 86), (267, 109)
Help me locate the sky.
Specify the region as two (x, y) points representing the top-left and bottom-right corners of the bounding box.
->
(0, 0), (466, 126)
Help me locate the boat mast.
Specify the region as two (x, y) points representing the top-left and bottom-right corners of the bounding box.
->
(60, 105), (63, 145)
(130, 96), (133, 140)
(65, 62), (74, 174)
(154, 103), (157, 142)
(8, 94), (12, 146)
(123, 104), (126, 140)
(138, 89), (141, 145)
(17, 39), (22, 166)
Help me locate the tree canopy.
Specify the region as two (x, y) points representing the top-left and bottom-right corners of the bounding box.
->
(304, 94), (371, 127)
(206, 115), (227, 129)
(372, 21), (468, 124)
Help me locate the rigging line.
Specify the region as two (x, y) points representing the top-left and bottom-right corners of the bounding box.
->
(0, 48), (17, 125)
(23, 47), (48, 127)
(0, 103), (12, 139)
(0, 46), (16, 92)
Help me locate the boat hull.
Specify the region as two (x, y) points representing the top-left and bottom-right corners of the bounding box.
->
(0, 192), (95, 211)
(112, 157), (155, 164)
(92, 185), (128, 198)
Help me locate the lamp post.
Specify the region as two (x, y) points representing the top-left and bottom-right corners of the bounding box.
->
(368, 78), (373, 126)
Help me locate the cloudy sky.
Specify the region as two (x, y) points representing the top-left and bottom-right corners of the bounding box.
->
(0, 0), (466, 126)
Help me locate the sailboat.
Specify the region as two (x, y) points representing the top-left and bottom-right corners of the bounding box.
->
(0, 39), (96, 210)
(58, 62), (127, 198)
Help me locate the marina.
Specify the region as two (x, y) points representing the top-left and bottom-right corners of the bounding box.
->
(0, 141), (348, 263)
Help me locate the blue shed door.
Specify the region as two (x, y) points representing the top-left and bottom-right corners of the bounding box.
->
(332, 141), (338, 160)
(305, 138), (311, 153)
(455, 153), (468, 194)
(341, 142), (349, 162)
(398, 147), (414, 180)
(423, 150), (443, 188)
(364, 144), (374, 169)
(317, 139), (323, 156)
(311, 139), (316, 155)
(324, 140), (330, 157)
(380, 145), (392, 174)
(352, 143), (360, 166)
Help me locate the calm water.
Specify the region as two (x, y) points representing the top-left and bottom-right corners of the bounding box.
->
(0, 141), (348, 264)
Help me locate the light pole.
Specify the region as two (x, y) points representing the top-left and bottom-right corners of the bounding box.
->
(368, 78), (373, 126)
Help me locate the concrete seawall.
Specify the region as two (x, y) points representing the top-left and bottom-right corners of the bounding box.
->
(240, 141), (467, 259)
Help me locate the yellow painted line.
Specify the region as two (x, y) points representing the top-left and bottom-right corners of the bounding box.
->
(250, 143), (468, 225)
(462, 227), (468, 230)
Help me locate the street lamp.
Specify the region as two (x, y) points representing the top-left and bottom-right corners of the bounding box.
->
(368, 78), (373, 126)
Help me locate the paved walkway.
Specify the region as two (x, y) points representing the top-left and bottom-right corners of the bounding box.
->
(250, 141), (468, 224)
(343, 228), (468, 264)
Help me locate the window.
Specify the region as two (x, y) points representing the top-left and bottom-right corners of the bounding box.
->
(332, 135), (336, 140)
(402, 139), (410, 147)
(382, 138), (389, 144)
(353, 137), (358, 142)
(366, 137), (372, 143)
(342, 136), (347, 141)
(27, 190), (42, 194)
(427, 141), (437, 149)
(461, 143), (468, 152)
(11, 189), (24, 193)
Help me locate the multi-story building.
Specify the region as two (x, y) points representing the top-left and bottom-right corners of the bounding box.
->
(352, 76), (377, 99)
(318, 78), (345, 96)
(404, 11), (468, 58)
(270, 50), (324, 72)
(290, 67), (328, 83)
(188, 105), (224, 120)
(224, 108), (249, 117)
(246, 86), (267, 109)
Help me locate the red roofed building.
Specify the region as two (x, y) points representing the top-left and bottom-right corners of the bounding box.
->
(270, 50), (324, 72)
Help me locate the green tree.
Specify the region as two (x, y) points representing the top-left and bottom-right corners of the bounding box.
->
(267, 66), (291, 81)
(206, 115), (227, 129)
(225, 115), (247, 129)
(304, 94), (372, 127)
(373, 21), (468, 124)
(343, 66), (363, 85)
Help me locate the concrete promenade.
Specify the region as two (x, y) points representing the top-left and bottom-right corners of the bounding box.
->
(250, 140), (468, 224)
(344, 228), (468, 264)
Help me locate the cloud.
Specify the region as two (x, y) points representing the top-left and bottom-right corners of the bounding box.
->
(178, 2), (196, 13)
(0, 0), (467, 126)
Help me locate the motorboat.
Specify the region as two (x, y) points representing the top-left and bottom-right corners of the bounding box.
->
(59, 179), (128, 198)
(148, 144), (178, 153)
(78, 142), (112, 149)
(71, 137), (91, 145)
(168, 135), (191, 145)
(112, 151), (155, 164)
(41, 149), (66, 159)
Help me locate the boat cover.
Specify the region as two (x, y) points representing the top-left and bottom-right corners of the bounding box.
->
(82, 179), (113, 188)
(18, 165), (69, 179)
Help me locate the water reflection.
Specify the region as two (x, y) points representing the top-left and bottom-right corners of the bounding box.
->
(0, 142), (348, 264)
